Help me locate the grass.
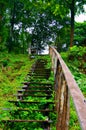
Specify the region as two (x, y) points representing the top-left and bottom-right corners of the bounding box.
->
(0, 54), (56, 130)
(0, 53), (34, 109)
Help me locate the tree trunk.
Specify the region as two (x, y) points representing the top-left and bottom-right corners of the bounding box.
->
(70, 0), (75, 47)
(0, 15), (2, 42)
(8, 1), (16, 52)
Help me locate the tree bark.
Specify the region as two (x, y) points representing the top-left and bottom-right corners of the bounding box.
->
(0, 15), (2, 42)
(70, 0), (75, 47)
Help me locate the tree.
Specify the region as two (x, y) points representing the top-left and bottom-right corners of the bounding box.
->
(30, 1), (70, 52)
(0, 0), (8, 51)
(70, 0), (75, 47)
(64, 0), (86, 47)
(48, 0), (86, 47)
(1, 0), (86, 53)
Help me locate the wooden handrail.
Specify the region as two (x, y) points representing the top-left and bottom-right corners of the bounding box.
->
(49, 46), (86, 130)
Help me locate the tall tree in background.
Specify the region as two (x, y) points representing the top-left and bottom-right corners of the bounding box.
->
(36, 0), (70, 52)
(70, 0), (75, 47)
(0, 0), (8, 51)
(49, 0), (86, 47)
(6, 0), (25, 52)
(65, 0), (86, 47)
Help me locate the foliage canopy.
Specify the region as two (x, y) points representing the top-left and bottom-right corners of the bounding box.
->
(0, 0), (86, 53)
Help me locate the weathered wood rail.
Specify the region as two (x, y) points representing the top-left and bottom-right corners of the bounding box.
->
(49, 46), (86, 130)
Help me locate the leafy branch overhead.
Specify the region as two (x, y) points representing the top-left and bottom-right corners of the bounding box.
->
(0, 0), (86, 53)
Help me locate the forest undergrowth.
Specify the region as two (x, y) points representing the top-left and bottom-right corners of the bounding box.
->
(61, 46), (86, 96)
(0, 54), (56, 130)
(61, 46), (86, 130)
(0, 53), (34, 121)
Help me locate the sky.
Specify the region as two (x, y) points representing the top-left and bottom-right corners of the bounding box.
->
(75, 5), (86, 22)
(75, 13), (86, 22)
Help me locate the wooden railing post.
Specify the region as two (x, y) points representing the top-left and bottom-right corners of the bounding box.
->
(55, 64), (70, 130)
(49, 46), (86, 130)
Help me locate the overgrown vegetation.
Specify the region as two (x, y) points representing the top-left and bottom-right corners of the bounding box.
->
(0, 53), (34, 112)
(0, 55), (57, 130)
(61, 46), (86, 130)
(61, 46), (86, 96)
